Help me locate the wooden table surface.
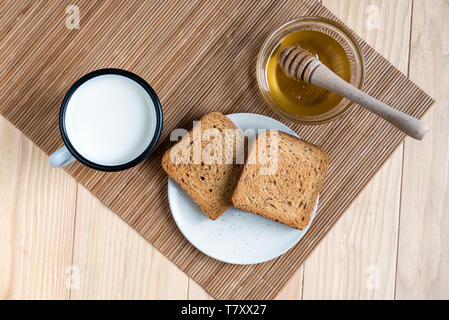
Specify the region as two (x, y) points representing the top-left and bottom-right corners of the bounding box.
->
(0, 0), (448, 300)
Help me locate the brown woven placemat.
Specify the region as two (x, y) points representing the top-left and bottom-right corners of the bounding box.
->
(0, 0), (433, 299)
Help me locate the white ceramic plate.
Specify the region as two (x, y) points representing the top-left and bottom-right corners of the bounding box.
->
(167, 113), (318, 264)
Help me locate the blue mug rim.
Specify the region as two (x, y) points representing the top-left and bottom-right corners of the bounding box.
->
(59, 68), (163, 172)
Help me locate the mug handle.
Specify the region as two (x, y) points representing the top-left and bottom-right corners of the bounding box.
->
(49, 146), (76, 168)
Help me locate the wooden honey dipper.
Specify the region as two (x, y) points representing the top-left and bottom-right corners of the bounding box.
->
(278, 46), (429, 140)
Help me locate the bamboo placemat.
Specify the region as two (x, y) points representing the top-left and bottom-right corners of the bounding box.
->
(0, 0), (434, 299)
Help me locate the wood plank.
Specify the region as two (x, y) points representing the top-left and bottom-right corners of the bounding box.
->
(188, 278), (214, 300)
(70, 184), (189, 299)
(300, 0), (411, 299)
(323, 0), (412, 71)
(0, 115), (77, 299)
(303, 147), (403, 299)
(396, 0), (449, 299)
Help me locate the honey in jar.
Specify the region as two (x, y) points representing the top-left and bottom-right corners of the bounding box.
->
(266, 30), (351, 117)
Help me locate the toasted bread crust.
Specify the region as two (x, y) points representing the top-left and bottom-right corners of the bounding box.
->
(232, 130), (329, 230)
(162, 112), (244, 220)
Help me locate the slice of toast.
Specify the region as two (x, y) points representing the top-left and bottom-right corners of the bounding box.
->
(232, 130), (329, 230)
(162, 112), (244, 220)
